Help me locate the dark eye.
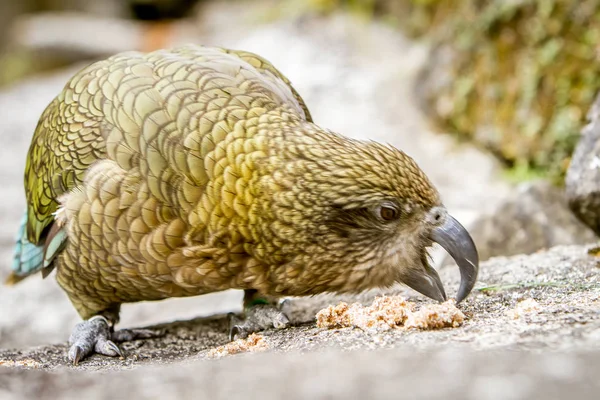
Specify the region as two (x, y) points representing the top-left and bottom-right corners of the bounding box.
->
(379, 205), (399, 221)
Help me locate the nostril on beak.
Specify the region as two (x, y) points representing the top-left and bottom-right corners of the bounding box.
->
(429, 207), (446, 225)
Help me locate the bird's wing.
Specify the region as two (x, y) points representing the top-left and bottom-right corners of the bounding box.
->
(222, 48), (313, 122)
(25, 79), (106, 244)
(14, 59), (110, 281)
(18, 44), (312, 280)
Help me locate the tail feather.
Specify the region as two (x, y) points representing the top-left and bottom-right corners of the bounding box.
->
(12, 213), (45, 277)
(4, 272), (28, 286)
(7, 211), (66, 284)
(40, 220), (67, 277)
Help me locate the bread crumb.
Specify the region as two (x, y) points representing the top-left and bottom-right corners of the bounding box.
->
(316, 296), (464, 331)
(0, 359), (42, 368)
(206, 333), (268, 358)
(506, 298), (541, 319)
(405, 302), (465, 329)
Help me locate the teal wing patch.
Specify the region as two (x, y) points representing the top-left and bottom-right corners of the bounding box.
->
(10, 210), (67, 281)
(12, 212), (44, 276)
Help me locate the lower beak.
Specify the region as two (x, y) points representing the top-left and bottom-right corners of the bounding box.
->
(430, 214), (479, 303)
(402, 253), (447, 302)
(401, 214), (479, 303)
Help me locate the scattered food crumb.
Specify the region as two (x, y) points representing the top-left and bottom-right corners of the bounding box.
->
(404, 302), (465, 329)
(206, 334), (268, 358)
(506, 298), (541, 319)
(316, 296), (465, 331)
(0, 359), (42, 368)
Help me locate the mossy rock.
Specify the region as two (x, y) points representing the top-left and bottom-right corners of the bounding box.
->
(306, 0), (600, 182)
(418, 0), (600, 182)
(304, 0), (453, 35)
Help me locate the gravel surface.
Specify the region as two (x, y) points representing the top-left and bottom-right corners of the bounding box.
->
(1, 349), (599, 400)
(1, 244), (600, 400)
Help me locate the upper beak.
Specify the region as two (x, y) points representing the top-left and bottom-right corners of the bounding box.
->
(400, 214), (479, 303)
(430, 214), (479, 303)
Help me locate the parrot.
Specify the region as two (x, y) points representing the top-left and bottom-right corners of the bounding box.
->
(7, 45), (479, 364)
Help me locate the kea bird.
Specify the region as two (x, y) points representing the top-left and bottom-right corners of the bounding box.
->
(8, 45), (479, 364)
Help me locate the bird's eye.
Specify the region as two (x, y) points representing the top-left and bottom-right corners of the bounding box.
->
(379, 205), (399, 221)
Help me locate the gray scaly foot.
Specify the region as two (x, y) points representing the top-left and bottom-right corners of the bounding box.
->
(68, 316), (160, 365)
(229, 301), (290, 341)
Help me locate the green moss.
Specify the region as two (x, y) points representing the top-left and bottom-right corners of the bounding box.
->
(304, 0), (450, 35)
(425, 0), (600, 182)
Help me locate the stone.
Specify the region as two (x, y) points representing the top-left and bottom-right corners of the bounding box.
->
(413, 1), (600, 182)
(566, 94), (600, 235)
(459, 180), (597, 263)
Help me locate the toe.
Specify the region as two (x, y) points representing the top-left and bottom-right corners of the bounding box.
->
(228, 305), (291, 340)
(112, 328), (163, 342)
(279, 298), (292, 312)
(229, 324), (253, 341)
(228, 313), (248, 340)
(95, 338), (124, 358)
(247, 304), (290, 328)
(68, 345), (86, 366)
(272, 313), (290, 329)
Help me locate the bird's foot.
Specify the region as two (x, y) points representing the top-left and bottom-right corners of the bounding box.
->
(68, 316), (121, 365)
(228, 302), (290, 341)
(67, 316), (161, 365)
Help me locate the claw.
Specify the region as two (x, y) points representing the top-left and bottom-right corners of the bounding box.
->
(69, 346), (83, 366)
(228, 312), (245, 341)
(104, 340), (125, 359)
(229, 325), (246, 341)
(272, 313), (290, 329)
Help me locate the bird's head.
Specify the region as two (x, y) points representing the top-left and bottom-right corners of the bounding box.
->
(253, 124), (478, 302)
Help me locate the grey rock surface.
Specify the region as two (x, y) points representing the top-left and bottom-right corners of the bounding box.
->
(461, 180), (597, 263)
(1, 244), (600, 400)
(1, 348), (600, 400)
(566, 94), (600, 235)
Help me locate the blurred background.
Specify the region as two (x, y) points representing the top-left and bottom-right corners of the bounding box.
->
(0, 0), (598, 353)
(2, 0), (599, 182)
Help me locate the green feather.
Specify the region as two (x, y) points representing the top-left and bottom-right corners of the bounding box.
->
(43, 228), (67, 269)
(11, 210), (67, 280)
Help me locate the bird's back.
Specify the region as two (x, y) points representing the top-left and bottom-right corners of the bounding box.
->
(10, 45), (311, 283)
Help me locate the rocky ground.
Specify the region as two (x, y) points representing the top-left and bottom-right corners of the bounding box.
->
(1, 1), (598, 399)
(2, 244), (600, 399)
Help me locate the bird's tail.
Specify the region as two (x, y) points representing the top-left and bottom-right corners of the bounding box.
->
(5, 212), (45, 285)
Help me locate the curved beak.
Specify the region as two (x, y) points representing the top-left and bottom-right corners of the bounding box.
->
(430, 214), (479, 303)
